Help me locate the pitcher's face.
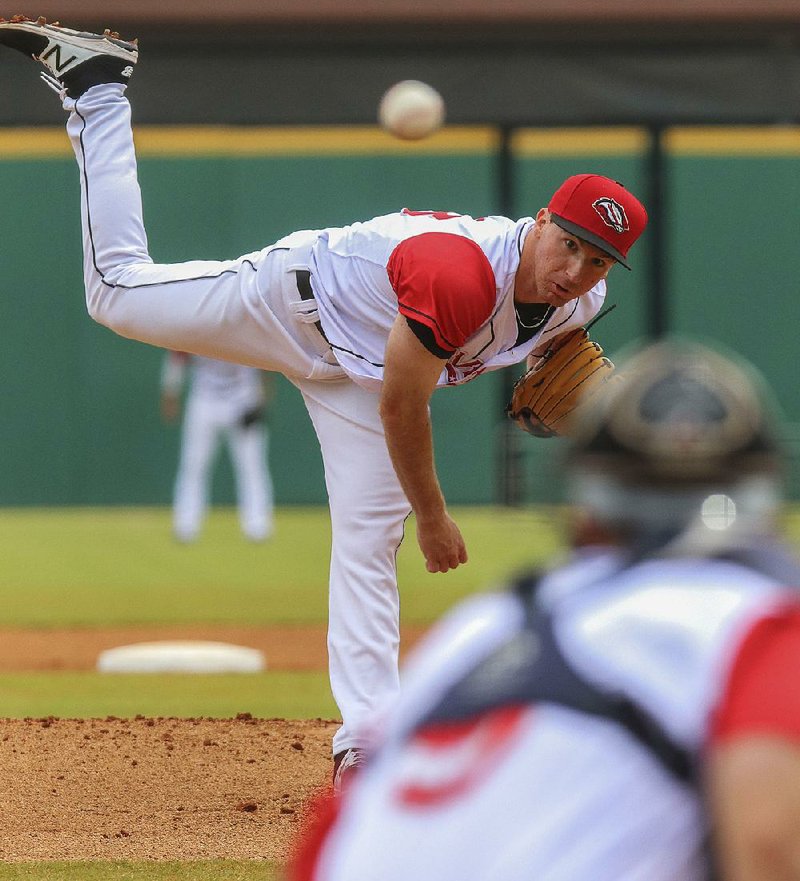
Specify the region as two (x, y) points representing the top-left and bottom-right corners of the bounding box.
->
(515, 209), (614, 307)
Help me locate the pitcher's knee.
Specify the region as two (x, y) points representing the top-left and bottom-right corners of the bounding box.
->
(85, 283), (109, 324)
(331, 512), (406, 560)
(85, 283), (129, 335)
(84, 264), (153, 336)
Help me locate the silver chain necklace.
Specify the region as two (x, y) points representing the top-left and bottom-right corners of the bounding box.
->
(515, 305), (552, 329)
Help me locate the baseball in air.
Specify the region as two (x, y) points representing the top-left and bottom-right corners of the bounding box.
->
(378, 80), (445, 140)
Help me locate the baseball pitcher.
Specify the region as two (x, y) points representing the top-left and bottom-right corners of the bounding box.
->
(0, 16), (648, 787)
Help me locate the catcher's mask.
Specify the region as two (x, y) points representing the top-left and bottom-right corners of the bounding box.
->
(564, 338), (785, 544)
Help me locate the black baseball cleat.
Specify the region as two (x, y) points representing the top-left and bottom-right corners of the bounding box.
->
(0, 15), (137, 98)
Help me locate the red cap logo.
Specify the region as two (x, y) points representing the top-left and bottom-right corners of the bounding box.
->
(548, 174), (647, 270)
(592, 197), (629, 234)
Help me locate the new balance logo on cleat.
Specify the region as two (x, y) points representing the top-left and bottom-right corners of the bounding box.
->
(40, 42), (78, 74)
(0, 15), (138, 98)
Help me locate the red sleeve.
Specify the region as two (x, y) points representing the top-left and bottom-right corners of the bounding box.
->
(386, 232), (496, 352)
(710, 604), (800, 744)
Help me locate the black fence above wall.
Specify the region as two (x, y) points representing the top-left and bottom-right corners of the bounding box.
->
(0, 19), (799, 127)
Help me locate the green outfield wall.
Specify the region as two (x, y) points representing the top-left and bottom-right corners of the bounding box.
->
(0, 125), (797, 506)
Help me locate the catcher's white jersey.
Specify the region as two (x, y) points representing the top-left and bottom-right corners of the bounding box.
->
(298, 547), (800, 881)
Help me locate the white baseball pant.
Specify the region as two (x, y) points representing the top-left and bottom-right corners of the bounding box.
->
(173, 393), (274, 543)
(65, 83), (411, 754)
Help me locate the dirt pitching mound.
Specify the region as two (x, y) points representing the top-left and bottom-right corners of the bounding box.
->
(0, 715), (338, 862)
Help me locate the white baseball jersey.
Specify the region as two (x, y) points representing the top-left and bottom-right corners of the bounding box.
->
(295, 544), (800, 881)
(308, 209), (606, 390)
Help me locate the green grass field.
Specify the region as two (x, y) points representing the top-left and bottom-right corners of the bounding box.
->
(0, 671), (339, 719)
(1, 504), (799, 721)
(0, 505), (565, 718)
(0, 505), (564, 628)
(2, 504), (797, 629)
(1, 504), (798, 881)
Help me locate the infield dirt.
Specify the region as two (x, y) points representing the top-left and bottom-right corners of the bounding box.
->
(0, 624), (427, 671)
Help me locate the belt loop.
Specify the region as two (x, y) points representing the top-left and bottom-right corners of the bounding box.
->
(295, 270), (330, 344)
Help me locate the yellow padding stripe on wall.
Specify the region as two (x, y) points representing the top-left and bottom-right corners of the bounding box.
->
(0, 125), (498, 158)
(0, 128), (69, 157)
(513, 128), (650, 155)
(2, 125), (800, 159)
(665, 127), (800, 155)
(133, 126), (499, 155)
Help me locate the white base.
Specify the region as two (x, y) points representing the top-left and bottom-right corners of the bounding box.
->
(96, 640), (266, 674)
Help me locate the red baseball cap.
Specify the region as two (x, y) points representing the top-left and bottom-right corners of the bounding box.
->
(548, 173), (648, 270)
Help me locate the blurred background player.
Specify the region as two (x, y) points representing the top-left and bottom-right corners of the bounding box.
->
(292, 339), (800, 881)
(160, 352), (274, 543)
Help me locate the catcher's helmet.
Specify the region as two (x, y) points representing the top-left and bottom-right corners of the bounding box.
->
(565, 338), (784, 537)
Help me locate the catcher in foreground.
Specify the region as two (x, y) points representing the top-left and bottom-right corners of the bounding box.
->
(506, 326), (615, 438)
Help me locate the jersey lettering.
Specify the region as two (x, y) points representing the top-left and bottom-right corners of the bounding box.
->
(445, 352), (486, 384)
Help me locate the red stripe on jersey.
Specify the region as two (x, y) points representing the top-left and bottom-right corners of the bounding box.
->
(387, 232), (497, 352)
(394, 705), (527, 809)
(710, 604), (800, 744)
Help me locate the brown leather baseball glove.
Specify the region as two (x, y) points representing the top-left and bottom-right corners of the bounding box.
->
(506, 327), (615, 438)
